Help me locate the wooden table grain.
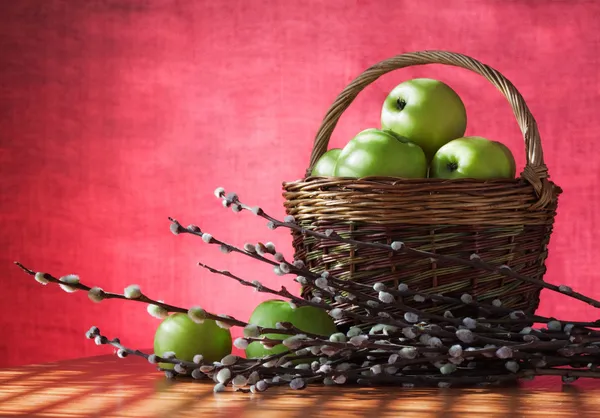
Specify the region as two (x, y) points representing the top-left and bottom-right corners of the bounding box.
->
(0, 354), (598, 417)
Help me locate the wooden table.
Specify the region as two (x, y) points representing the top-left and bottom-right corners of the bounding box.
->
(0, 354), (599, 417)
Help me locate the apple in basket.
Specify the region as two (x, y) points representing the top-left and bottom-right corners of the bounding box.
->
(311, 148), (341, 176)
(153, 313), (232, 369)
(333, 128), (427, 178)
(381, 78), (467, 162)
(245, 299), (338, 359)
(429, 136), (516, 179)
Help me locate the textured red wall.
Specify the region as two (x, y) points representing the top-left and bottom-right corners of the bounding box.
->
(1, 0), (600, 367)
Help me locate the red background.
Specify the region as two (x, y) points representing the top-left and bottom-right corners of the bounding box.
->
(1, 0), (599, 367)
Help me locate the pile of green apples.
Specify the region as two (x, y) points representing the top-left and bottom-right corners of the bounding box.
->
(151, 79), (517, 369)
(312, 78), (516, 180)
(153, 300), (337, 368)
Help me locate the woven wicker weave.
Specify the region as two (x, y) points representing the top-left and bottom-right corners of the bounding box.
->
(281, 50), (562, 325)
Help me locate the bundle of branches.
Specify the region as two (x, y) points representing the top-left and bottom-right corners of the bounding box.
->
(14, 187), (600, 394)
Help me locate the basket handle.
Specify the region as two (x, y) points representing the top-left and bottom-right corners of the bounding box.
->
(307, 50), (555, 208)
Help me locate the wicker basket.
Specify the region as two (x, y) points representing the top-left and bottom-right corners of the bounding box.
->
(281, 50), (562, 326)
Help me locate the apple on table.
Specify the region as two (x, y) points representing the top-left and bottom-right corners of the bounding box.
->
(245, 299), (338, 359)
(153, 313), (232, 370)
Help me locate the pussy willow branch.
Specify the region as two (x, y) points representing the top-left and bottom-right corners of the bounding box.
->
(173, 218), (498, 339)
(197, 261), (428, 334)
(174, 217), (596, 338)
(92, 326), (600, 392)
(214, 187), (600, 310)
(13, 261), (306, 337)
(85, 326), (199, 369)
(197, 260), (540, 346)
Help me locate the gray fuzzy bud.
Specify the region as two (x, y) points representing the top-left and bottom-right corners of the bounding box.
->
(404, 312), (419, 323)
(34, 272), (49, 285)
(370, 364), (382, 375)
(216, 368), (232, 384)
(373, 282), (386, 292)
(402, 327), (417, 339)
(234, 338), (249, 350)
(293, 260), (305, 269)
(463, 317), (477, 329)
(315, 277), (328, 289)
(329, 308), (343, 320)
(229, 375), (247, 387)
(347, 327), (363, 338)
(334, 375), (347, 384)
(558, 285), (573, 294)
(243, 324), (260, 338)
(147, 303), (168, 320)
(427, 337), (443, 348)
(564, 323), (575, 335)
(169, 222), (182, 235)
(366, 300), (380, 308)
(289, 378), (305, 390)
(509, 310), (526, 320)
(495, 346), (513, 359)
(174, 363), (187, 374)
(279, 263), (291, 274)
(456, 329), (475, 343)
(378, 291), (395, 304)
(58, 274), (80, 293)
(221, 355), (238, 366)
(188, 306), (207, 324)
(505, 361), (520, 373)
(216, 315), (233, 329)
(123, 284), (141, 299)
(413, 294), (425, 302)
(214, 187), (225, 198)
(398, 347), (417, 359)
(460, 294), (473, 304)
(88, 287), (105, 303)
(390, 241), (404, 251)
(329, 332), (347, 343)
(547, 320), (562, 331)
(440, 363), (457, 375)
(448, 345), (463, 358)
(295, 276), (308, 285)
(349, 335), (369, 347)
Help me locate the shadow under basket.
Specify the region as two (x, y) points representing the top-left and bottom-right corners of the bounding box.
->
(281, 51), (562, 327)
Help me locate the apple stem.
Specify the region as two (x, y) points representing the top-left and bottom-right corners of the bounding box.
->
(447, 162), (458, 171)
(396, 97), (407, 111)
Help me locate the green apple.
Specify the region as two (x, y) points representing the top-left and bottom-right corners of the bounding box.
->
(381, 78), (467, 161)
(429, 136), (516, 179)
(245, 299), (338, 359)
(311, 148), (341, 176)
(333, 128), (427, 178)
(153, 313), (232, 370)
